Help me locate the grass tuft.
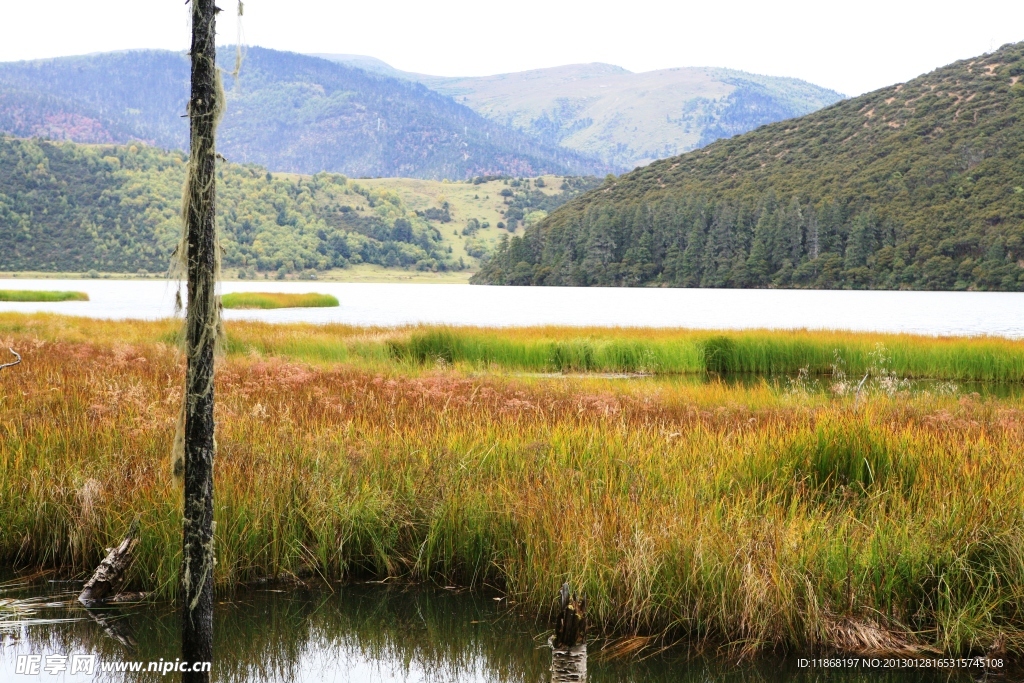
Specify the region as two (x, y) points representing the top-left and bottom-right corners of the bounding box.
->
(701, 335), (737, 374)
(801, 424), (916, 495)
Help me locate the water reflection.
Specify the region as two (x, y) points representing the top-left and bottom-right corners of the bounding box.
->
(534, 371), (1024, 399)
(1, 583), (976, 682)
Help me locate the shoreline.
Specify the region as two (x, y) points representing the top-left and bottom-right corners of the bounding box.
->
(0, 264), (475, 284)
(4, 570), (1017, 671)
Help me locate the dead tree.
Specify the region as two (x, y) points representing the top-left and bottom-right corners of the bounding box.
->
(551, 582), (587, 682)
(181, 0), (220, 679)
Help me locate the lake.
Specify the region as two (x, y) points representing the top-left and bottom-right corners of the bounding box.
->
(0, 581), (981, 683)
(0, 279), (1022, 336)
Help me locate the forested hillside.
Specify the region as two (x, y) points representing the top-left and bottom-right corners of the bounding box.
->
(0, 137), (459, 274)
(0, 136), (595, 276)
(0, 49), (610, 179)
(474, 43), (1024, 291)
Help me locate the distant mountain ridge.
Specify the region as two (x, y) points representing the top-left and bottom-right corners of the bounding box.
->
(473, 42), (1024, 292)
(0, 48), (612, 179)
(314, 55), (845, 168)
(0, 48), (841, 178)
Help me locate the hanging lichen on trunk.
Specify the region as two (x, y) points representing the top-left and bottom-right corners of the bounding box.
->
(171, 62), (225, 480)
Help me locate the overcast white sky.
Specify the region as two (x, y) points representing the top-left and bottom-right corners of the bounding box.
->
(2, 1), (1022, 96)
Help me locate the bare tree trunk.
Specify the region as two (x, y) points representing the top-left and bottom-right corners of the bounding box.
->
(182, 1), (219, 680)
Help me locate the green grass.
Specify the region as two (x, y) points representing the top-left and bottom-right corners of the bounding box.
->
(390, 328), (702, 374)
(221, 292), (339, 310)
(388, 327), (1024, 382)
(0, 290), (89, 302)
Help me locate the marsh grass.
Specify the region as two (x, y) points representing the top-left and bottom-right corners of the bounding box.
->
(1, 313), (1024, 657)
(0, 290), (88, 302)
(390, 327), (1024, 382)
(5, 314), (1024, 382)
(221, 292), (339, 309)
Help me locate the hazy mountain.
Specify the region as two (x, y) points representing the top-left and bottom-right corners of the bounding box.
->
(315, 55), (844, 168)
(0, 51), (191, 146)
(0, 49), (612, 179)
(473, 42), (1024, 292)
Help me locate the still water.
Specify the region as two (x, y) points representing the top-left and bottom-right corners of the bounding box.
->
(0, 279), (1022, 336)
(0, 582), (976, 683)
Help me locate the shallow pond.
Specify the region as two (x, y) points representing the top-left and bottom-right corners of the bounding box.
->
(0, 279), (1023, 337)
(0, 581), (984, 682)
(515, 371), (1024, 399)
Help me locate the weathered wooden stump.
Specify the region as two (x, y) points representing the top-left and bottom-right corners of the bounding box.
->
(78, 521), (140, 607)
(551, 582), (587, 682)
(0, 348), (21, 372)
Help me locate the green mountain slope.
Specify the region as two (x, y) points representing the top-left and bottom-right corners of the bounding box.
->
(0, 136), (594, 276)
(0, 49), (611, 179)
(315, 55), (843, 169)
(473, 43), (1024, 292)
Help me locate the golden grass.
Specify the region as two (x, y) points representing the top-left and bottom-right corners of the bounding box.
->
(1, 313), (1024, 658)
(0, 290), (88, 302)
(220, 292), (339, 309)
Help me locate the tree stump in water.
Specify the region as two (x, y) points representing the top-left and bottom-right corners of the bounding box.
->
(551, 582), (587, 682)
(78, 521), (139, 606)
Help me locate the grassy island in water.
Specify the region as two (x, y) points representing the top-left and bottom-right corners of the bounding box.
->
(0, 290), (89, 302)
(220, 292), (339, 310)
